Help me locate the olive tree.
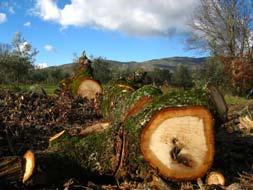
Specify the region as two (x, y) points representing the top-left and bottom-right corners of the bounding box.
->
(0, 32), (38, 83)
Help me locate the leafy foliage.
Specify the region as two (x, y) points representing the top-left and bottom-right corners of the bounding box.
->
(197, 57), (228, 87)
(0, 32), (37, 83)
(172, 64), (193, 89)
(92, 58), (112, 83)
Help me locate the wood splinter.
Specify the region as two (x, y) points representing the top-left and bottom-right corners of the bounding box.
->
(0, 150), (35, 184)
(22, 150), (35, 183)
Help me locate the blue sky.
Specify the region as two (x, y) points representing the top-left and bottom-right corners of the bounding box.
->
(0, 0), (204, 67)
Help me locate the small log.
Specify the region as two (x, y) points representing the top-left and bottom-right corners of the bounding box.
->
(60, 53), (102, 99)
(22, 151), (35, 183)
(206, 171), (225, 186)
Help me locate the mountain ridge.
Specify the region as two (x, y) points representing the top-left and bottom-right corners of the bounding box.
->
(45, 56), (207, 74)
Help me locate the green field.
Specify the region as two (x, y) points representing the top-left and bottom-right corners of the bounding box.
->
(0, 84), (58, 95)
(1, 84), (252, 106)
(225, 94), (253, 105)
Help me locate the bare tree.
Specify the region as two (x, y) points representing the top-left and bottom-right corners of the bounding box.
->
(188, 0), (253, 59)
(188, 0), (253, 94)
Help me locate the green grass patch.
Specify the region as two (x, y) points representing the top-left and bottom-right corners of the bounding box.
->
(225, 94), (253, 105)
(0, 83), (58, 95)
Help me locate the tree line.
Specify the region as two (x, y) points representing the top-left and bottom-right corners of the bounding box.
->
(92, 57), (228, 91)
(1, 0), (252, 96)
(0, 32), (69, 85)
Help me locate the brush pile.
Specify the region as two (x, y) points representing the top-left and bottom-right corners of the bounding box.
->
(0, 90), (102, 157)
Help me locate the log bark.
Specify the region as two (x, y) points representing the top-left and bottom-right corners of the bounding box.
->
(101, 84), (162, 123)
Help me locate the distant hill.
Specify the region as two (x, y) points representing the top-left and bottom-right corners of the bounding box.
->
(45, 56), (207, 75)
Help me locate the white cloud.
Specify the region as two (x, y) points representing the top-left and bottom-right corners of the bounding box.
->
(24, 21), (32, 27)
(0, 13), (7, 24)
(36, 62), (48, 69)
(34, 0), (198, 36)
(44, 44), (55, 52)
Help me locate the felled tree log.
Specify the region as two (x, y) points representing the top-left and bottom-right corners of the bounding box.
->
(60, 53), (102, 99)
(118, 88), (216, 181)
(20, 87), (215, 185)
(1, 86), (217, 187)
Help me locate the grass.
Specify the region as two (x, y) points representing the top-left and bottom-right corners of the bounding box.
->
(1, 83), (252, 106)
(0, 84), (58, 95)
(225, 94), (253, 105)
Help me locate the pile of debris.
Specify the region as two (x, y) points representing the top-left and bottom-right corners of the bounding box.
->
(0, 90), (102, 157)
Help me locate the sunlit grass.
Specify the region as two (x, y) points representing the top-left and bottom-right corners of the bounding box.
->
(0, 84), (58, 95)
(225, 94), (253, 105)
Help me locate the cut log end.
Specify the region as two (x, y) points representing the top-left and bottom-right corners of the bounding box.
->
(77, 79), (102, 99)
(206, 171), (225, 186)
(141, 106), (214, 181)
(23, 150), (35, 183)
